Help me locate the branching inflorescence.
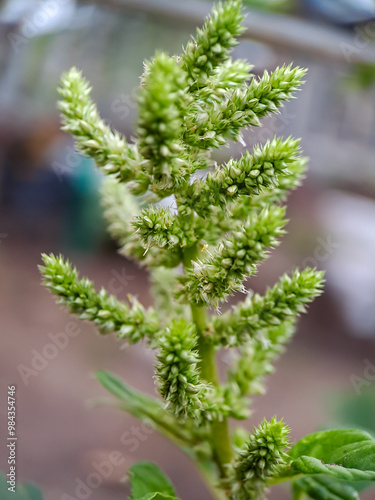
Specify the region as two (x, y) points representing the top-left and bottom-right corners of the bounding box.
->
(39, 2), (332, 499)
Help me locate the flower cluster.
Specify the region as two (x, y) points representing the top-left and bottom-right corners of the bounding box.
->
(183, 137), (301, 216)
(212, 268), (325, 346)
(40, 1), (326, 498)
(133, 207), (184, 251)
(177, 206), (287, 306)
(184, 65), (306, 149)
(58, 68), (142, 184)
(229, 417), (290, 499)
(39, 254), (159, 342)
(182, 0), (245, 88)
(155, 319), (207, 418)
(137, 53), (190, 193)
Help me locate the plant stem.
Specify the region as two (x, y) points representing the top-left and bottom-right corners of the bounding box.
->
(191, 305), (216, 382)
(191, 304), (232, 475)
(182, 245), (233, 480)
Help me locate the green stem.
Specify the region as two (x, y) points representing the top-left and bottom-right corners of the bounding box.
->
(182, 245), (233, 480)
(191, 305), (216, 382)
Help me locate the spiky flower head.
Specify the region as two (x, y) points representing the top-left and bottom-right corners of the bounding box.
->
(57, 67), (143, 184)
(229, 417), (290, 499)
(137, 53), (190, 193)
(39, 253), (159, 342)
(155, 319), (208, 418)
(177, 206), (287, 306)
(183, 0), (245, 88)
(40, 2), (327, 497)
(212, 268), (325, 346)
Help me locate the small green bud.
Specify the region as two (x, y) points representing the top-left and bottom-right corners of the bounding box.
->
(228, 417), (290, 499)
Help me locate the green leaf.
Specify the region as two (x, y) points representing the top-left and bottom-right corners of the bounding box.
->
(289, 429), (374, 462)
(344, 480), (374, 493)
(291, 456), (375, 481)
(136, 494), (179, 500)
(95, 372), (209, 468)
(95, 370), (198, 447)
(294, 476), (359, 500)
(129, 461), (176, 499)
(330, 441), (375, 471)
(292, 480), (305, 500)
(288, 429), (375, 482)
(97, 369), (145, 403)
(96, 370), (164, 420)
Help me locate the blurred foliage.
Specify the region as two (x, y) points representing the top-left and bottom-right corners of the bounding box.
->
(330, 388), (375, 436)
(241, 0), (294, 11)
(0, 473), (44, 500)
(346, 63), (375, 90)
(207, 0), (294, 12)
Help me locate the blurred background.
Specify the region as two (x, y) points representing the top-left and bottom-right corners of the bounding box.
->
(1, 0), (375, 499)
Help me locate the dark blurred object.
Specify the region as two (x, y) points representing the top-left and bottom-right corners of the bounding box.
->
(63, 156), (106, 253)
(302, 0), (375, 26)
(0, 121), (68, 231)
(0, 121), (106, 252)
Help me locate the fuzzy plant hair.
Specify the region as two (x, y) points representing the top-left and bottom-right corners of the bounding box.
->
(40, 2), (375, 499)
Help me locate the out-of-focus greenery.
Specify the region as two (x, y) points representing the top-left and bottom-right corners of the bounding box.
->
(208, 0), (295, 12)
(347, 63), (375, 90)
(0, 473), (44, 500)
(242, 0), (294, 11)
(330, 389), (375, 436)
